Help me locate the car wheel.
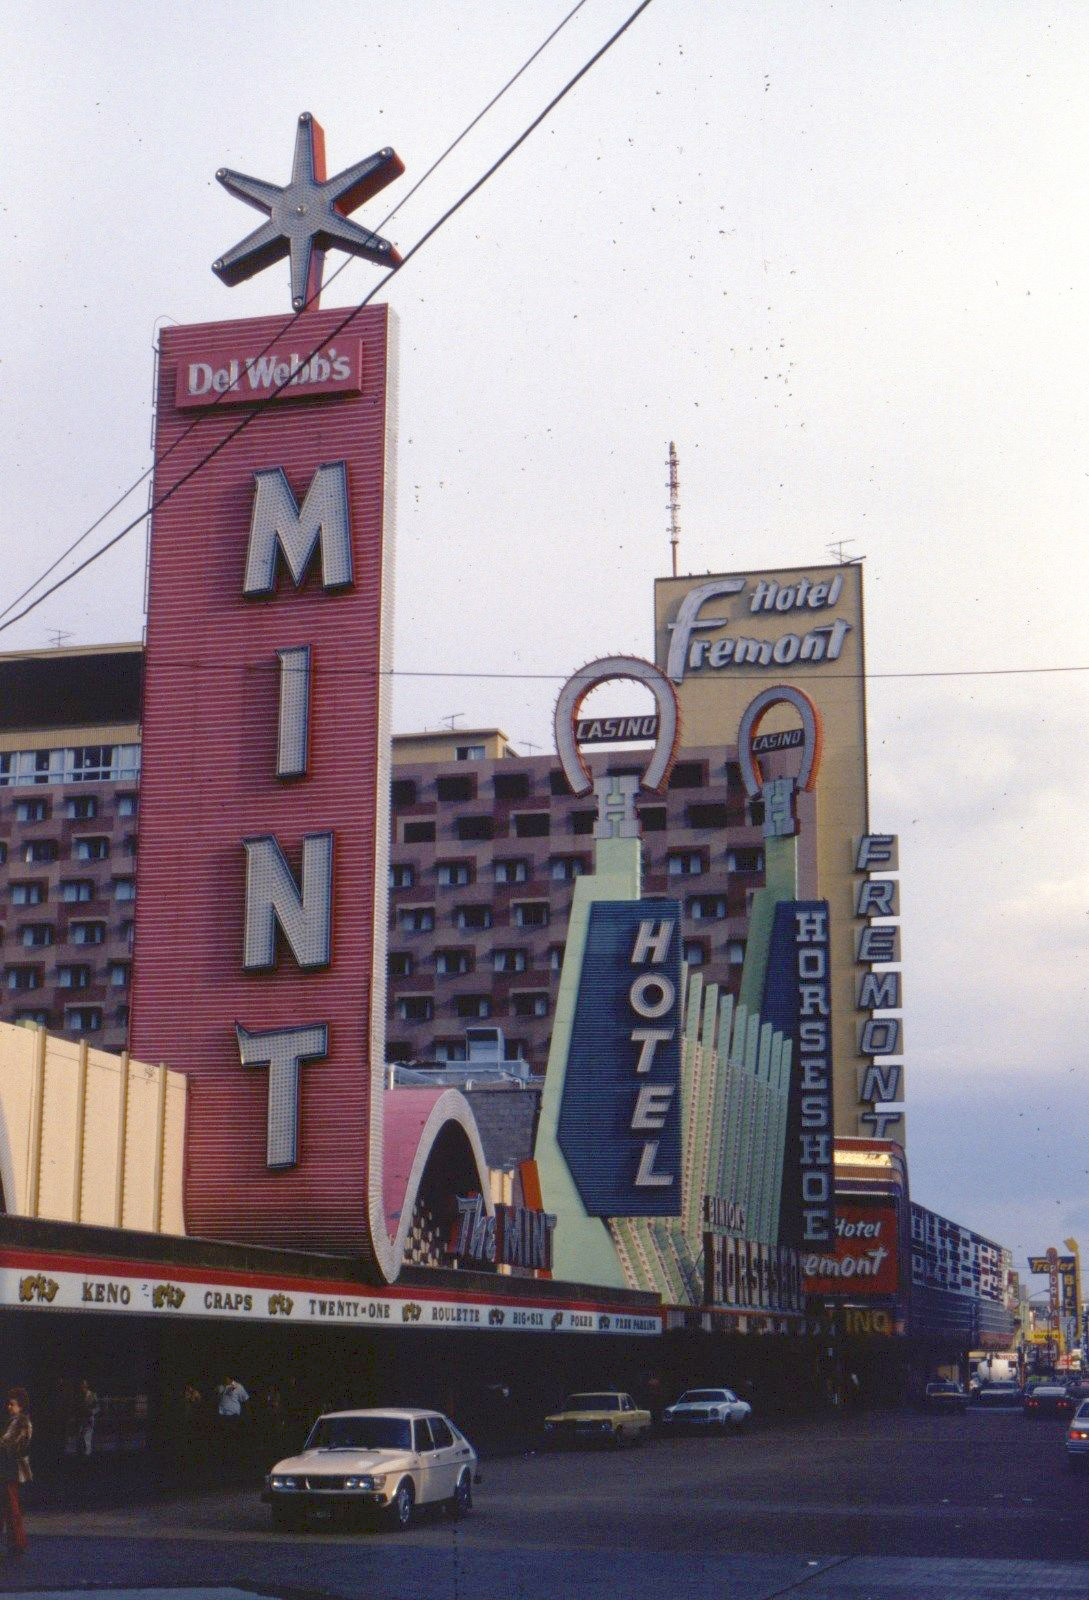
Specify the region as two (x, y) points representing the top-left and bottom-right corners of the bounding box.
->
(453, 1469), (473, 1516)
(270, 1502), (304, 1532)
(387, 1478), (415, 1531)
(734, 1413), (751, 1432)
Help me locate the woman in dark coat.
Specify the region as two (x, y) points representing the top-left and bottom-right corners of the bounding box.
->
(0, 1388), (32, 1557)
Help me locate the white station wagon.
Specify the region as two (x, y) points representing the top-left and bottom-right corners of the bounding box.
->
(263, 1407), (479, 1530)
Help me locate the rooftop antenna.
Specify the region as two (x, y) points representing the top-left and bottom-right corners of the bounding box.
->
(440, 713), (465, 731)
(827, 539), (863, 565)
(667, 441), (681, 577)
(47, 629), (73, 649)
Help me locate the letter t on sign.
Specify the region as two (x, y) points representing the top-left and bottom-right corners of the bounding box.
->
(236, 1022), (328, 1169)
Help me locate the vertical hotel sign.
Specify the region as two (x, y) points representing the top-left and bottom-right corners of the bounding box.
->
(130, 307), (396, 1267)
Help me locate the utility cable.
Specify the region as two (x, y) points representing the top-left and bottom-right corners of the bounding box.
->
(0, 0), (594, 629)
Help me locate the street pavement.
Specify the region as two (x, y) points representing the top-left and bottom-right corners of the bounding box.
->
(2, 1407), (1088, 1598)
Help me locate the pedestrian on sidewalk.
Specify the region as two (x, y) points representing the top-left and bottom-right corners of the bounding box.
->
(75, 1379), (100, 1460)
(0, 1388), (33, 1558)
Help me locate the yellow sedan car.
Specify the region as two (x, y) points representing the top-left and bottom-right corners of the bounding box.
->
(543, 1391), (652, 1448)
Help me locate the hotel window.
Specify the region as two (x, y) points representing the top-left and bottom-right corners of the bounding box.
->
(455, 994), (491, 1019)
(66, 796), (98, 821)
(113, 878), (136, 902)
(386, 1040), (412, 1063)
(687, 803), (729, 829)
(436, 861), (473, 888)
(10, 882), (45, 906)
(548, 945), (564, 971)
(570, 810), (595, 835)
(74, 836), (109, 862)
(402, 820), (436, 845)
(727, 940), (746, 965)
(513, 812), (549, 838)
(114, 1004), (130, 1028)
(120, 919), (134, 947)
(513, 901), (549, 929)
(688, 896), (728, 921)
(493, 948), (528, 974)
(436, 774), (476, 802)
(495, 858), (529, 885)
(116, 793), (138, 818)
(435, 949), (473, 976)
(455, 744), (485, 762)
(455, 904), (492, 931)
(494, 772), (530, 801)
(391, 779), (417, 808)
(24, 839), (58, 864)
(727, 847), (765, 873)
(6, 966), (42, 991)
(389, 863), (415, 890)
(638, 807), (667, 832)
(60, 880), (94, 903)
(14, 1009), (49, 1027)
(20, 924), (54, 948)
(511, 991), (549, 1018)
(668, 761), (706, 789)
(109, 962), (130, 988)
(15, 798), (48, 823)
(397, 995), (433, 1023)
(548, 769), (571, 796)
(549, 856), (585, 882)
(0, 843), (6, 864)
(456, 815), (495, 842)
(668, 852), (704, 877)
(683, 940), (707, 966)
(398, 906), (435, 935)
(58, 964), (91, 990)
(70, 921), (107, 946)
(433, 1038), (467, 1063)
(388, 952), (413, 979)
(64, 1006), (102, 1033)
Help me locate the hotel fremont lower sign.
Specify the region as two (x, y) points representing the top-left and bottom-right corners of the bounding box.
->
(130, 306), (396, 1263)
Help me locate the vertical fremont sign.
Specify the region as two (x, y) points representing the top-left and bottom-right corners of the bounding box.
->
(130, 307), (396, 1263)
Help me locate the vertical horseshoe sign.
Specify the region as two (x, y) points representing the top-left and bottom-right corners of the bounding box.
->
(736, 684), (823, 839)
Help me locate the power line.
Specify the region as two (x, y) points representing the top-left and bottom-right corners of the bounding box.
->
(141, 658), (1089, 683)
(0, 0), (596, 631)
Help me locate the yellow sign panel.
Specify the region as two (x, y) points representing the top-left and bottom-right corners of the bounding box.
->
(654, 565), (880, 1141)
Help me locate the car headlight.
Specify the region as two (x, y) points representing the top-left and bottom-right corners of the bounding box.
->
(270, 1475), (299, 1490)
(544, 1420), (557, 1429)
(599, 1420), (612, 1431)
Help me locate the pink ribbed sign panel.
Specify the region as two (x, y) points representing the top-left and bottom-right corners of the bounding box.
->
(130, 306), (393, 1256)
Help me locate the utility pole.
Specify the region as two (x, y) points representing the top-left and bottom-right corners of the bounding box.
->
(667, 442), (681, 578)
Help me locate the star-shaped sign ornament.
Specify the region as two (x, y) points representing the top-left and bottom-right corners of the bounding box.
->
(212, 112), (404, 311)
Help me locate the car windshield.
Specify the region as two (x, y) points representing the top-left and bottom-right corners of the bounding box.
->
(1076, 1401), (1089, 1418)
(563, 1394), (619, 1411)
(679, 1390), (728, 1403)
(304, 1415), (411, 1451)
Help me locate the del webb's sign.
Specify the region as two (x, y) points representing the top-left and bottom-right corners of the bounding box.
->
(175, 338), (365, 407)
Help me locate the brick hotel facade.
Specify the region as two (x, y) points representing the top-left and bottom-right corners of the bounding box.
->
(0, 650), (768, 1070)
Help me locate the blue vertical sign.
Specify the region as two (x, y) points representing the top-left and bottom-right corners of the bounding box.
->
(763, 900), (835, 1247)
(557, 901), (683, 1218)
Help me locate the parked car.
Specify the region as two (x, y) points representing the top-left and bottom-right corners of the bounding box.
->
(660, 1387), (752, 1432)
(1023, 1384), (1074, 1419)
(923, 1380), (968, 1413)
(971, 1381), (1023, 1409)
(542, 1391), (652, 1448)
(1066, 1400), (1089, 1468)
(263, 1408), (478, 1530)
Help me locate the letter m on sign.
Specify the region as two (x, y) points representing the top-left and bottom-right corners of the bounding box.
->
(243, 462), (353, 595)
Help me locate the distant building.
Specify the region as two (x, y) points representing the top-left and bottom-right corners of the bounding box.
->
(0, 645), (142, 1054)
(0, 660), (767, 1077)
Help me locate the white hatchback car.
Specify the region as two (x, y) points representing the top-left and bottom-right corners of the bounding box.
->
(263, 1408), (479, 1530)
(660, 1387), (753, 1432)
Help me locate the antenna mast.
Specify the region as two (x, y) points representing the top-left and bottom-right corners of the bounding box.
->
(667, 441), (681, 577)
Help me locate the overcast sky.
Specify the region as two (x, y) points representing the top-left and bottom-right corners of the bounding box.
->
(3, 0), (1088, 1286)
